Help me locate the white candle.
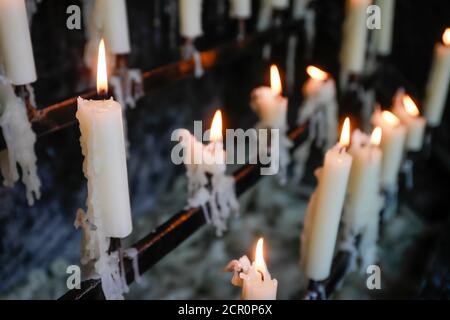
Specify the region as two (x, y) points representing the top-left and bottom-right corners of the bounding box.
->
(424, 28), (450, 127)
(293, 0), (306, 19)
(372, 110), (406, 190)
(340, 0), (372, 74)
(0, 0), (37, 85)
(345, 128), (382, 234)
(373, 0), (396, 55)
(304, 119), (353, 281)
(179, 0), (203, 39)
(226, 238), (278, 300)
(230, 0), (252, 19)
(251, 65), (288, 129)
(98, 0), (131, 54)
(272, 0), (290, 10)
(257, 0), (273, 32)
(392, 94), (426, 152)
(76, 40), (132, 239)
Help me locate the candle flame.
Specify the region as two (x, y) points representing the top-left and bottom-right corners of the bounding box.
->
(339, 117), (351, 148)
(210, 110), (223, 142)
(270, 65), (282, 95)
(255, 238), (267, 275)
(371, 127), (382, 147)
(306, 65), (329, 81)
(443, 28), (450, 46)
(403, 95), (420, 117)
(97, 39), (108, 96)
(382, 111), (400, 127)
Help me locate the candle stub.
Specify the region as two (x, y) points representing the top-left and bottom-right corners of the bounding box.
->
(225, 238), (278, 300)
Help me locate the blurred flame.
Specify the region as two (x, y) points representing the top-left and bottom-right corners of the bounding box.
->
(339, 117), (351, 148)
(443, 28), (450, 46)
(97, 39), (108, 96)
(270, 65), (282, 95)
(371, 127), (382, 147)
(306, 65), (329, 81)
(382, 111), (400, 127)
(210, 110), (223, 142)
(255, 238), (267, 275)
(403, 95), (420, 117)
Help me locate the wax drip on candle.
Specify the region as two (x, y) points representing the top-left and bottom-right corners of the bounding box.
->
(0, 81), (41, 206)
(293, 66), (338, 185)
(251, 65), (292, 185)
(175, 111), (239, 236)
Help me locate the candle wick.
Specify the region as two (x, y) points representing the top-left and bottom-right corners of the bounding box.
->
(339, 146), (347, 154)
(257, 270), (265, 281)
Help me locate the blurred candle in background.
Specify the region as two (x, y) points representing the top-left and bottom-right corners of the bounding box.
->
(373, 0), (396, 56)
(424, 28), (450, 127)
(0, 0), (36, 85)
(179, 0), (203, 39)
(98, 0), (131, 55)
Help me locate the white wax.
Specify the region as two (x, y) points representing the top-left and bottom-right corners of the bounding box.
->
(179, 0), (203, 39)
(424, 43), (450, 127)
(340, 0), (372, 74)
(373, 0), (396, 55)
(257, 0), (273, 32)
(77, 97), (132, 239)
(346, 130), (382, 233)
(251, 86), (288, 129)
(241, 262), (278, 300)
(293, 0), (310, 20)
(230, 0), (252, 19)
(272, 0), (290, 10)
(98, 0), (131, 54)
(392, 101), (426, 152)
(372, 110), (406, 190)
(305, 144), (353, 281)
(0, 0), (37, 85)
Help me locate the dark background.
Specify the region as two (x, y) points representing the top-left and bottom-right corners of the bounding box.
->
(0, 0), (449, 299)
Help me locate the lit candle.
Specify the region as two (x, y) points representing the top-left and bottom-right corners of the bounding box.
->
(299, 66), (338, 149)
(424, 28), (450, 127)
(98, 0), (131, 54)
(251, 65), (288, 129)
(340, 0), (372, 75)
(76, 39), (132, 239)
(179, 0), (203, 40)
(172, 110), (238, 236)
(0, 0), (37, 85)
(345, 128), (382, 235)
(303, 119), (353, 281)
(373, 0), (396, 56)
(226, 238), (278, 300)
(272, 0), (290, 10)
(230, 0), (252, 19)
(392, 94), (426, 152)
(372, 110), (406, 191)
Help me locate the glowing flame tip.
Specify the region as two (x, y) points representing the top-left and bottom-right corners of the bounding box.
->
(270, 65), (282, 95)
(371, 127), (382, 147)
(403, 95), (420, 117)
(382, 111), (400, 127)
(306, 65), (329, 81)
(339, 117), (351, 148)
(210, 110), (223, 142)
(443, 28), (450, 46)
(97, 39), (108, 96)
(255, 238), (267, 275)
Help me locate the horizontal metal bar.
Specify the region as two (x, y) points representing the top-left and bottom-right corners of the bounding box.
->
(0, 20), (302, 151)
(59, 122), (309, 300)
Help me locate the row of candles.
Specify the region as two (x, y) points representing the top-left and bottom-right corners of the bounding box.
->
(0, 0), (449, 299)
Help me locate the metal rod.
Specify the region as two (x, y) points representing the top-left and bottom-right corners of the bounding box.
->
(0, 20), (302, 151)
(59, 122), (309, 300)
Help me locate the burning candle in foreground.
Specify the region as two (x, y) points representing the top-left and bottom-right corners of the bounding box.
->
(76, 39), (132, 239)
(372, 110), (406, 191)
(392, 93), (426, 152)
(225, 238), (278, 300)
(301, 118), (353, 282)
(424, 28), (450, 127)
